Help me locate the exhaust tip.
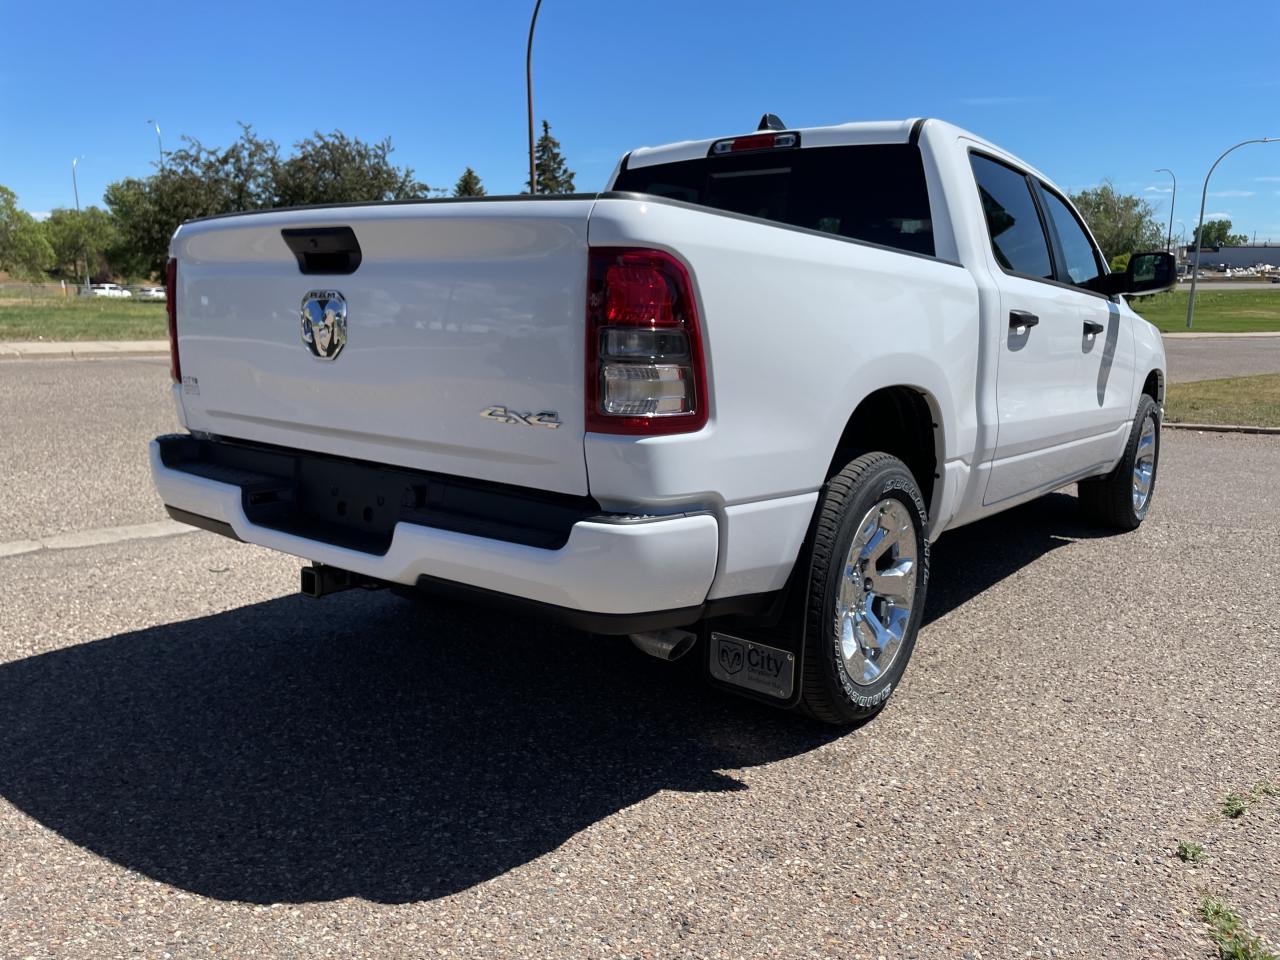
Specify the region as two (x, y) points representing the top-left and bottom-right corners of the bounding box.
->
(630, 629), (697, 662)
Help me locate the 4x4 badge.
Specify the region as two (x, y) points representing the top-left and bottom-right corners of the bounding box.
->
(479, 406), (562, 429)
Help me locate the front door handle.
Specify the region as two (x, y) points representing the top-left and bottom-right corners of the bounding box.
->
(1083, 318), (1105, 336)
(1009, 310), (1040, 330)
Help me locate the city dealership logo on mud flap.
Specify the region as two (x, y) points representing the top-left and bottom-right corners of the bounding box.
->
(717, 637), (787, 677)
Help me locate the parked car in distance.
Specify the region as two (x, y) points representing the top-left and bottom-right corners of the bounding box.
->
(89, 282), (132, 298)
(151, 115), (1174, 725)
(135, 286), (167, 301)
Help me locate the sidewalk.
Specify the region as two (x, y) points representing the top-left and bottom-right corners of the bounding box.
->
(0, 340), (169, 360)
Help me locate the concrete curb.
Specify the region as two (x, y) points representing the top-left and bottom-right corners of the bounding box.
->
(1162, 331), (1280, 339)
(1165, 421), (1280, 435)
(0, 340), (169, 360)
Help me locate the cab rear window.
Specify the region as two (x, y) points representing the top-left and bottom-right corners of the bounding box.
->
(612, 143), (935, 257)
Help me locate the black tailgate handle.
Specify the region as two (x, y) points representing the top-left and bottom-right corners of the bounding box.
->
(281, 226), (362, 275)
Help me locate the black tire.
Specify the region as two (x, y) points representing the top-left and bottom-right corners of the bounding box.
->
(796, 452), (930, 725)
(1078, 394), (1160, 530)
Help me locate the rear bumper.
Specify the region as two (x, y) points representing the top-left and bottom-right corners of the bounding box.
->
(149, 438), (721, 621)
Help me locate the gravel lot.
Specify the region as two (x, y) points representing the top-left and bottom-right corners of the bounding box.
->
(0, 359), (1277, 959)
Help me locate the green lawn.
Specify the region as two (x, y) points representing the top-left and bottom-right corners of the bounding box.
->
(1132, 288), (1280, 333)
(1165, 373), (1280, 428)
(0, 297), (167, 341)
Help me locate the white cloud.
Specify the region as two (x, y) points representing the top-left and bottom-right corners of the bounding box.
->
(1205, 211), (1233, 219)
(1208, 190), (1256, 198)
(30, 211), (50, 222)
(1144, 185), (1173, 193)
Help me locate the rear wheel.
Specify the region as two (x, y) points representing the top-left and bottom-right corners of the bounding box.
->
(796, 452), (930, 725)
(1078, 394), (1160, 530)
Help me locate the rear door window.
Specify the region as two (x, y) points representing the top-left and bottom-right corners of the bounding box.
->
(969, 154), (1053, 280)
(613, 143), (936, 257)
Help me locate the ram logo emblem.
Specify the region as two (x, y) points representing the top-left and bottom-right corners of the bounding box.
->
(717, 638), (745, 675)
(300, 290), (347, 360)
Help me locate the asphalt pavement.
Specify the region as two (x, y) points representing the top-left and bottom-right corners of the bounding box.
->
(1, 358), (1277, 958)
(1181, 281), (1280, 292)
(1163, 335), (1280, 383)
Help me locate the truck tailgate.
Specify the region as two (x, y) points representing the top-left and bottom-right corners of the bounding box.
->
(171, 199), (595, 496)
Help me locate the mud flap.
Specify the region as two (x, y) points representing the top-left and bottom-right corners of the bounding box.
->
(702, 484), (822, 711)
(701, 619), (805, 710)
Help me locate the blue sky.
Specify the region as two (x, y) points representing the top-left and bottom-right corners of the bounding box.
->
(3, 0), (1279, 240)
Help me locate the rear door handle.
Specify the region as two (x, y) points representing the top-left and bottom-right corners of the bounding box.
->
(1009, 310), (1040, 329)
(1083, 319), (1105, 336)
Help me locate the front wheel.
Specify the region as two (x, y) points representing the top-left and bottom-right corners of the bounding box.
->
(796, 452), (930, 725)
(1078, 394), (1160, 530)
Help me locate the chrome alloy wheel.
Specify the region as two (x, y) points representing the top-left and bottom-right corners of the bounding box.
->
(1132, 414), (1157, 515)
(836, 498), (919, 687)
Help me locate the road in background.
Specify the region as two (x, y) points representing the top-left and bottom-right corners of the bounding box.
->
(1, 360), (1278, 959)
(1182, 281), (1280, 292)
(1163, 335), (1280, 383)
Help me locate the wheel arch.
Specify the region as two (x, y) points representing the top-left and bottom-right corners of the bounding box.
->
(825, 385), (945, 521)
(1142, 368), (1164, 405)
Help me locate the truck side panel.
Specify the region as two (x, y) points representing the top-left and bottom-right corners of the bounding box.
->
(584, 198), (981, 597)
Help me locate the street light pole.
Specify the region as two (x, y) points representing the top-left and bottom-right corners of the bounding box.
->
(526, 0), (542, 195)
(71, 157), (88, 293)
(1185, 137), (1277, 329)
(1154, 168), (1176, 251)
(146, 119), (164, 168)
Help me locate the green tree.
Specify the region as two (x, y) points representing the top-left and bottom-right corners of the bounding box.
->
(157, 123), (281, 214)
(0, 185), (54, 280)
(105, 125), (282, 278)
(274, 131), (427, 207)
(43, 207), (119, 278)
(103, 177), (168, 279)
(526, 120), (576, 194)
(105, 125), (428, 278)
(1193, 219), (1249, 248)
(453, 167), (486, 197)
(1068, 182), (1163, 261)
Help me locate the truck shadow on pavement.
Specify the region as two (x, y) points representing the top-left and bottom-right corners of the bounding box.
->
(0, 492), (1113, 905)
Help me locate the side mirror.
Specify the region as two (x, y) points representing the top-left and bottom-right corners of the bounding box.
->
(1087, 251), (1177, 297)
(1124, 251), (1177, 295)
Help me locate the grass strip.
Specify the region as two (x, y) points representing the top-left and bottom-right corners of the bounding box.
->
(1134, 289), (1280, 334)
(1165, 374), (1280, 429)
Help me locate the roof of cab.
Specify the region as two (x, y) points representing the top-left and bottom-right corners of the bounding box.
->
(622, 117), (1052, 185)
(625, 119), (923, 169)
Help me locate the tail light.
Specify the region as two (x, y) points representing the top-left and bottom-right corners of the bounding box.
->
(165, 257), (180, 384)
(586, 248), (707, 435)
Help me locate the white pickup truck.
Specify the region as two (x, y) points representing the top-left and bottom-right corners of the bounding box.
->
(150, 116), (1172, 724)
